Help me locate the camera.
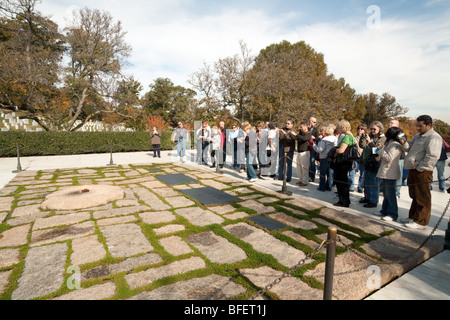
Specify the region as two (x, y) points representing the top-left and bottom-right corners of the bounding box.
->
(361, 133), (367, 139)
(397, 132), (407, 143)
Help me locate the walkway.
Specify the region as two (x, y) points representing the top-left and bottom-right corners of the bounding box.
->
(0, 150), (448, 300)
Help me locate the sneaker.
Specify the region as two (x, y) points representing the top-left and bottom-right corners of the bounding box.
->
(382, 216), (395, 222)
(405, 221), (426, 230)
(249, 178), (257, 183)
(400, 218), (411, 223)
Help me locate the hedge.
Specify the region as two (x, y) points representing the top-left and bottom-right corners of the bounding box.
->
(0, 131), (181, 157)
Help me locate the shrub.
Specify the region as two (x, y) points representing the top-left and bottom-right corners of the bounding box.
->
(0, 131), (177, 157)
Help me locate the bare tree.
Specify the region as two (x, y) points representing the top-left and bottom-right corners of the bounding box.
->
(188, 40), (255, 124)
(64, 7), (132, 131)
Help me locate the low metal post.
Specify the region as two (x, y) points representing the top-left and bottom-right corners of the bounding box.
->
(278, 151), (292, 196)
(13, 143), (23, 173)
(323, 227), (337, 300)
(107, 142), (117, 166)
(216, 147), (223, 174)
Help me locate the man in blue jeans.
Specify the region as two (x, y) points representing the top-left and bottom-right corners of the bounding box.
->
(278, 120), (297, 182)
(434, 139), (449, 192)
(173, 121), (189, 163)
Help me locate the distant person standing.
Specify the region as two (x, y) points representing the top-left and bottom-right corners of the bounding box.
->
(434, 137), (449, 192)
(290, 122), (312, 187)
(278, 120), (297, 182)
(173, 121), (189, 163)
(333, 120), (356, 208)
(314, 125), (338, 192)
(375, 127), (406, 222)
(308, 117), (319, 182)
(267, 123), (279, 178)
(359, 121), (386, 208)
(389, 119), (405, 198)
(402, 115), (442, 229)
(244, 124), (258, 182)
(150, 126), (161, 158)
(198, 122), (211, 165)
(219, 121), (227, 167)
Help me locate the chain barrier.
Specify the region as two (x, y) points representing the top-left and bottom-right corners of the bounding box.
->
(248, 239), (329, 300)
(7, 141), (449, 300)
(247, 197), (449, 300)
(334, 197), (450, 275)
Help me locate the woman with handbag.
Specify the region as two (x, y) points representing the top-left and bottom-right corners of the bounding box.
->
(359, 121), (387, 208)
(333, 120), (356, 207)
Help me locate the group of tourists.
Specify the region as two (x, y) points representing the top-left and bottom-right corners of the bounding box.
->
(150, 114), (448, 231)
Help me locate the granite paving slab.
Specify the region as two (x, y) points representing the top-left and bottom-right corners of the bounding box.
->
(270, 212), (317, 230)
(30, 221), (96, 247)
(82, 253), (163, 281)
(128, 274), (247, 300)
(175, 207), (224, 226)
(0, 271), (12, 294)
(0, 248), (21, 268)
(238, 200), (276, 214)
(99, 223), (153, 258)
(160, 236), (194, 256)
(224, 223), (306, 267)
(139, 211), (176, 224)
(0, 224), (30, 247)
(53, 282), (116, 300)
(71, 235), (107, 266)
(12, 243), (67, 300)
(125, 256), (206, 289)
(186, 231), (247, 264)
(33, 212), (91, 230)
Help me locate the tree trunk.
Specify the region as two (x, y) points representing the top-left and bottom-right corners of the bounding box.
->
(67, 87), (88, 131)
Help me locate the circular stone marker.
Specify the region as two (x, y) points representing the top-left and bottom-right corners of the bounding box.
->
(41, 185), (124, 211)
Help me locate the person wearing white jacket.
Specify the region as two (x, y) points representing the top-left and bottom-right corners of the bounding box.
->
(209, 126), (222, 168)
(376, 127), (405, 221)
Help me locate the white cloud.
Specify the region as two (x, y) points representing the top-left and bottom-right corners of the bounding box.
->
(285, 16), (450, 122)
(37, 1), (450, 123)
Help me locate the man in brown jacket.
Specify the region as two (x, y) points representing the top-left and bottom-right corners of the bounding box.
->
(402, 115), (442, 229)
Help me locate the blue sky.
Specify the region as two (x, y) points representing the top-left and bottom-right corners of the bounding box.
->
(38, 0), (450, 123)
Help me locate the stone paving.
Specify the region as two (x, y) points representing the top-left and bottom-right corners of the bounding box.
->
(0, 163), (444, 300)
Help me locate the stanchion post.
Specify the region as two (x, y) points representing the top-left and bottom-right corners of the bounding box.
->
(278, 150), (292, 196)
(216, 147), (223, 174)
(107, 142), (117, 167)
(323, 227), (337, 300)
(13, 142), (23, 173)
